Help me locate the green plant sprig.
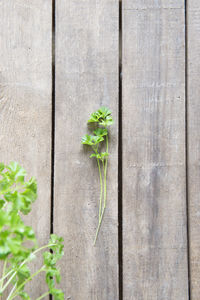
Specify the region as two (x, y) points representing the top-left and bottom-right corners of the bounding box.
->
(0, 162), (64, 300)
(81, 107), (114, 245)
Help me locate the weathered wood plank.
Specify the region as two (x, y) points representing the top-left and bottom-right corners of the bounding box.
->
(0, 0), (52, 297)
(188, 0), (200, 298)
(122, 1), (188, 299)
(54, 0), (118, 299)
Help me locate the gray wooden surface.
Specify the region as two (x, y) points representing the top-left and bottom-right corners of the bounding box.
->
(0, 0), (52, 297)
(54, 0), (119, 299)
(1, 0), (200, 299)
(188, 0), (200, 299)
(122, 0), (188, 299)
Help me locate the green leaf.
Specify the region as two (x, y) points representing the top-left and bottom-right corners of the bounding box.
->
(0, 163), (4, 172)
(25, 177), (37, 197)
(0, 199), (5, 209)
(18, 291), (30, 299)
(90, 152), (109, 161)
(87, 112), (101, 123)
(0, 210), (9, 228)
(24, 227), (35, 240)
(81, 134), (93, 145)
(93, 128), (108, 137)
(49, 234), (64, 245)
(7, 162), (26, 182)
(97, 106), (111, 118)
(42, 234), (64, 297)
(101, 152), (109, 158)
(87, 106), (113, 127)
(0, 245), (10, 259)
(99, 115), (114, 127)
(90, 153), (101, 159)
(7, 237), (22, 254)
(50, 288), (64, 300)
(0, 177), (10, 194)
(87, 106), (112, 124)
(16, 264), (31, 288)
(4, 191), (16, 203)
(81, 134), (104, 146)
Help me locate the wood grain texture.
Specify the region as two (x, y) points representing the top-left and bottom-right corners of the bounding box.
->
(122, 0), (188, 299)
(124, 0), (184, 9)
(0, 0), (52, 297)
(54, 0), (118, 299)
(187, 0), (200, 298)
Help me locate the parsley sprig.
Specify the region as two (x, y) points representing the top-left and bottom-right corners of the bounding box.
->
(0, 162), (64, 300)
(81, 107), (114, 245)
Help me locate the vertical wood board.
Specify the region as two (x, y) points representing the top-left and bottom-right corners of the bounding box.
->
(54, 0), (119, 299)
(122, 1), (188, 299)
(187, 0), (200, 298)
(0, 0), (52, 297)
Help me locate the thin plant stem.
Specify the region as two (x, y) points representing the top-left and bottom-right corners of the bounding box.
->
(9, 266), (45, 300)
(93, 213), (103, 246)
(0, 270), (18, 294)
(100, 158), (107, 223)
(93, 133), (109, 246)
(0, 244), (56, 294)
(97, 158), (103, 221)
(0, 259), (7, 289)
(99, 134), (109, 223)
(36, 292), (49, 300)
(104, 134), (108, 210)
(0, 269), (15, 284)
(6, 283), (16, 300)
(93, 160), (104, 245)
(93, 162), (105, 245)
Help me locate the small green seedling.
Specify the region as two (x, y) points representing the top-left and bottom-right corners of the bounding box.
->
(0, 162), (64, 300)
(81, 107), (114, 245)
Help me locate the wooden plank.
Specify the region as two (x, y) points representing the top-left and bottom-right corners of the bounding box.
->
(187, 0), (200, 298)
(0, 0), (52, 297)
(122, 1), (188, 299)
(54, 0), (118, 299)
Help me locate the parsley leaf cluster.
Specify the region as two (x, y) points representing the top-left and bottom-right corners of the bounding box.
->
(0, 162), (64, 300)
(81, 107), (114, 245)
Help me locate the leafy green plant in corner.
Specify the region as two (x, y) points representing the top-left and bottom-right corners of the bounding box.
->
(81, 107), (114, 245)
(0, 162), (64, 300)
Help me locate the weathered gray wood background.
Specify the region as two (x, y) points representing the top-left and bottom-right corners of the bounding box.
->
(0, 0), (199, 299)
